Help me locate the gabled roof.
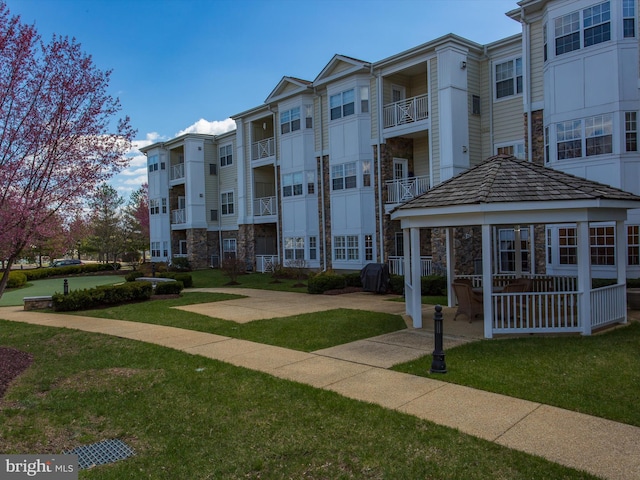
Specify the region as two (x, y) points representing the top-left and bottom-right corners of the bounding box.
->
(395, 155), (640, 211)
(264, 76), (313, 104)
(313, 54), (370, 87)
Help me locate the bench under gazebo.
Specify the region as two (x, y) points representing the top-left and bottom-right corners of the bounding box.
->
(391, 155), (640, 338)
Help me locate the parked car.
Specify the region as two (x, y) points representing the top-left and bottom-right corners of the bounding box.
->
(49, 259), (82, 268)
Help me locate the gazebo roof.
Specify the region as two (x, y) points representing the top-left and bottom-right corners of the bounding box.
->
(391, 155), (640, 227)
(395, 155), (640, 211)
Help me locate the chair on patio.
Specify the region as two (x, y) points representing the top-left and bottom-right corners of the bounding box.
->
(452, 282), (484, 323)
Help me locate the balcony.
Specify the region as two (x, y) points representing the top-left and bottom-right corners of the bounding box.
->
(252, 137), (275, 161)
(171, 163), (185, 181)
(253, 196), (276, 216)
(388, 256), (433, 276)
(171, 208), (186, 224)
(383, 94), (428, 129)
(385, 175), (430, 204)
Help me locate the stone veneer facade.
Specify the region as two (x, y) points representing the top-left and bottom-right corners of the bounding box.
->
(525, 110), (545, 165)
(186, 228), (209, 270)
(317, 155), (331, 269)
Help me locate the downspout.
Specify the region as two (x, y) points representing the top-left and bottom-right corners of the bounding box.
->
(522, 8), (533, 164)
(314, 87), (327, 271)
(484, 45), (493, 154)
(267, 105), (281, 268)
(373, 64), (385, 264)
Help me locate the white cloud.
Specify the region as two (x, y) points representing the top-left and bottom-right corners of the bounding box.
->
(176, 118), (236, 136)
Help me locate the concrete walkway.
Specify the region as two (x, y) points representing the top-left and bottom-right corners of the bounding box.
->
(1, 290), (639, 480)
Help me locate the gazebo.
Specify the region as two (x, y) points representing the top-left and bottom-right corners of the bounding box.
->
(390, 155), (640, 338)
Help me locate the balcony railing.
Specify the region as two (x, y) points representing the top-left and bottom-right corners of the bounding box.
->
(171, 163), (185, 181)
(256, 255), (278, 273)
(253, 196), (276, 216)
(385, 175), (430, 204)
(171, 208), (186, 224)
(252, 137), (275, 160)
(388, 256), (433, 276)
(383, 94), (428, 129)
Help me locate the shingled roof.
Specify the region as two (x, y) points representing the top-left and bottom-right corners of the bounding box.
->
(394, 155), (640, 211)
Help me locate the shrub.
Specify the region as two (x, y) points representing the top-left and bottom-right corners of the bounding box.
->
(343, 272), (362, 288)
(421, 275), (447, 295)
(221, 258), (246, 284)
(170, 257), (191, 271)
(22, 263), (122, 281)
(158, 272), (193, 288)
(52, 281), (152, 312)
(389, 274), (404, 295)
(4, 271), (27, 289)
(125, 271), (145, 282)
(154, 281), (184, 295)
(307, 272), (346, 294)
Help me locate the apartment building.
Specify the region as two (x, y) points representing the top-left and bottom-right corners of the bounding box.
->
(141, 0), (639, 281)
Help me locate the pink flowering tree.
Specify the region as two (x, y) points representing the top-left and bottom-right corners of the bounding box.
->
(0, 2), (135, 298)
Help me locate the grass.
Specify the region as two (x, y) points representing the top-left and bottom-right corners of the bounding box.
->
(70, 292), (407, 352)
(393, 321), (640, 427)
(0, 320), (598, 479)
(190, 268), (312, 292)
(0, 275), (125, 307)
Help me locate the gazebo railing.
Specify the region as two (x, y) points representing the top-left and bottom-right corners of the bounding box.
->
(491, 291), (582, 334)
(590, 283), (626, 329)
(455, 274), (578, 292)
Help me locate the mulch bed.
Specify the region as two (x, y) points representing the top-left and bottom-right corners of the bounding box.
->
(0, 347), (33, 399)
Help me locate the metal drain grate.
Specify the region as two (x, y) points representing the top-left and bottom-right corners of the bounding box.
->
(64, 439), (135, 469)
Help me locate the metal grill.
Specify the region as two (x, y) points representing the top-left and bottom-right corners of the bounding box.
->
(64, 439), (135, 470)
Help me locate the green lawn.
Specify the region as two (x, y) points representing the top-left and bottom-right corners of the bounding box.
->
(0, 275), (125, 307)
(393, 321), (640, 427)
(71, 292), (407, 352)
(190, 268), (312, 292)
(0, 321), (597, 479)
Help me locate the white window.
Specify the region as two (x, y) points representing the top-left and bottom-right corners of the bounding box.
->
(220, 144), (233, 167)
(498, 228), (530, 273)
(307, 171), (315, 194)
(179, 240), (188, 256)
(223, 238), (237, 258)
(282, 172), (303, 197)
(496, 143), (525, 159)
(365, 234), (374, 261)
(495, 57), (522, 99)
(284, 237), (305, 260)
(330, 89), (355, 120)
(628, 225), (640, 266)
(555, 11), (581, 55)
(558, 227), (577, 265)
(309, 236), (317, 260)
(221, 191), (234, 215)
(334, 235), (359, 261)
(162, 241), (169, 258)
(555, 2), (610, 56)
(149, 199), (160, 215)
(360, 86), (369, 113)
(556, 120), (582, 159)
(583, 1), (610, 47)
(331, 162), (357, 190)
(626, 112), (638, 152)
(161, 198), (167, 214)
(148, 154), (159, 172)
(624, 0), (636, 37)
(280, 107), (301, 134)
(585, 114), (612, 156)
(151, 241), (160, 257)
(591, 225), (615, 265)
(304, 104), (313, 129)
(362, 161), (372, 187)
(543, 23), (548, 62)
(545, 126), (550, 163)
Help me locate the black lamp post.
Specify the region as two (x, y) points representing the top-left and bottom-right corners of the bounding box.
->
(430, 304), (447, 374)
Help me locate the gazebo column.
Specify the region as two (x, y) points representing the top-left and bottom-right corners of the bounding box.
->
(445, 227), (455, 307)
(577, 221), (592, 335)
(616, 219), (628, 324)
(410, 227), (422, 328)
(481, 224), (493, 338)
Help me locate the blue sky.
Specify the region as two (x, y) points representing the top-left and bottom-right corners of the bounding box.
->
(8, 0), (522, 197)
